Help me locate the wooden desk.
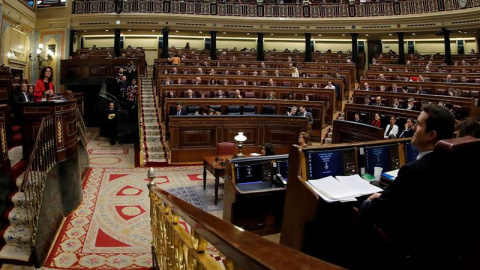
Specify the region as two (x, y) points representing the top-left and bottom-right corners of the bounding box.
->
(203, 155), (232, 205)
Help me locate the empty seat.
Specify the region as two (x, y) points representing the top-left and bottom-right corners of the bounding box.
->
(435, 89), (446, 95)
(261, 106), (276, 115)
(210, 105), (222, 113)
(244, 92), (255, 98)
(227, 105), (241, 115)
(216, 142), (236, 156)
(242, 105), (256, 115)
(187, 106), (199, 115)
(470, 90), (479, 98)
(282, 82), (292, 87)
(461, 90), (470, 97)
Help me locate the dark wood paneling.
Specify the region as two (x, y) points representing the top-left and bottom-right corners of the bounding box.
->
(169, 116), (308, 163)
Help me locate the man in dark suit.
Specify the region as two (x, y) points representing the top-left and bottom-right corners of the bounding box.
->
(399, 118), (415, 138)
(16, 83), (31, 102)
(359, 104), (456, 269)
(374, 96), (385, 106)
(184, 89), (195, 98)
(353, 113), (363, 123)
(297, 105), (313, 125)
(171, 102), (187, 116)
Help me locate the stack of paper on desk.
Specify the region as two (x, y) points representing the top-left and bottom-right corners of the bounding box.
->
(307, 175), (382, 202)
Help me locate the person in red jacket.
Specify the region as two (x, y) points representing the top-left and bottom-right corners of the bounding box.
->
(371, 113), (381, 127)
(34, 66), (55, 101)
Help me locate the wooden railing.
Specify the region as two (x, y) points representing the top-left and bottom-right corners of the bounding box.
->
(72, 0), (480, 17)
(147, 168), (346, 270)
(21, 116), (56, 257)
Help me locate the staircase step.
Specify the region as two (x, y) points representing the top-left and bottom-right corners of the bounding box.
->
(7, 208), (28, 227)
(11, 192), (26, 208)
(144, 130), (162, 136)
(145, 146), (165, 152)
(3, 225), (30, 247)
(145, 136), (162, 142)
(0, 244), (31, 262)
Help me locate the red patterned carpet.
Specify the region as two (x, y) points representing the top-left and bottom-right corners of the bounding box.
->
(43, 165), (222, 270)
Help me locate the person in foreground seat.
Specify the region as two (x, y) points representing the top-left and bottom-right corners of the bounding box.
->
(359, 104), (456, 270)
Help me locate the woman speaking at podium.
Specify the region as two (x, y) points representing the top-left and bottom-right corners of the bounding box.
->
(34, 66), (55, 101)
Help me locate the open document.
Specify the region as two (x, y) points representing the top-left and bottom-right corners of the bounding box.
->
(307, 175), (382, 203)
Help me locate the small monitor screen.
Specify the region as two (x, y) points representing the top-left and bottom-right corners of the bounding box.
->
(364, 144), (400, 175)
(404, 142), (419, 163)
(306, 148), (357, 179)
(276, 160), (289, 181)
(234, 161), (271, 184)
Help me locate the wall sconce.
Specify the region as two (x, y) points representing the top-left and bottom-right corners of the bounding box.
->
(234, 132), (247, 157)
(28, 44), (53, 66)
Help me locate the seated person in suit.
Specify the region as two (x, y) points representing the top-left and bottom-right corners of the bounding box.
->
(165, 90), (176, 98)
(406, 97), (419, 111)
(265, 91), (276, 100)
(193, 77), (202, 85)
(392, 98), (403, 109)
(384, 116), (399, 138)
(162, 76), (174, 85)
(16, 83), (33, 102)
(171, 102), (187, 116)
(353, 113), (363, 123)
(364, 95), (373, 105)
(374, 96), (385, 106)
(362, 82), (372, 91)
(214, 89), (226, 99)
(297, 106), (313, 125)
(359, 104), (456, 269)
(324, 81), (336, 90)
(391, 83), (400, 92)
(231, 89), (242, 99)
(267, 79), (276, 87)
(184, 89), (196, 98)
(286, 106), (297, 116)
(399, 118), (415, 138)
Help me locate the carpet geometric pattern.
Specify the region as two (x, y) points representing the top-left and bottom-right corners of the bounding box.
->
(43, 165), (223, 270)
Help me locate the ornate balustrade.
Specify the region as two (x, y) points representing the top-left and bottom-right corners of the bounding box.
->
(147, 168), (346, 270)
(72, 0), (479, 17)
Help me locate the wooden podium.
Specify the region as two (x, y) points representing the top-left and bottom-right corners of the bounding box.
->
(20, 99), (78, 161)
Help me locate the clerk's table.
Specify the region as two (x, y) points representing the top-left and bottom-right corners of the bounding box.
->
(203, 155), (233, 205)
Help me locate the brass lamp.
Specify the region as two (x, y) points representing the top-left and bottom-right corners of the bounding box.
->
(234, 132), (247, 157)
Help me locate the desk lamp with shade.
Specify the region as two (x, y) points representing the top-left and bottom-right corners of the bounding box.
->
(234, 132), (247, 157)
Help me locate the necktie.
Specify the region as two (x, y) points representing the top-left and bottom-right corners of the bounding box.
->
(25, 92), (28, 100)
(177, 111), (180, 116)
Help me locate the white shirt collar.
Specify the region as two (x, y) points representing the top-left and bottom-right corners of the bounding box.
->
(417, 150), (433, 160)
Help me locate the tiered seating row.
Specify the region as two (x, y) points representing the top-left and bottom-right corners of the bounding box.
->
(359, 79), (480, 100)
(154, 59), (357, 87)
(156, 75), (345, 110)
(352, 90), (477, 119)
(160, 85), (335, 122)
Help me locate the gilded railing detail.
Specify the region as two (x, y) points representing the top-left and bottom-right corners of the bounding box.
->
(22, 117), (56, 248)
(76, 108), (89, 147)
